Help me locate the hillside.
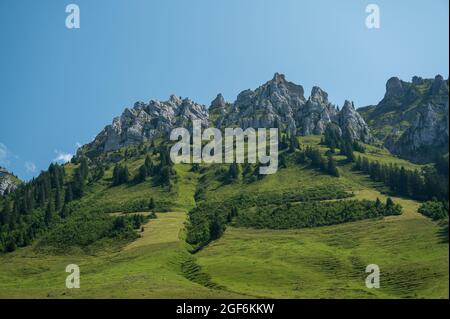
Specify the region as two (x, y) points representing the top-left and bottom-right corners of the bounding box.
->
(0, 74), (448, 299)
(0, 136), (447, 298)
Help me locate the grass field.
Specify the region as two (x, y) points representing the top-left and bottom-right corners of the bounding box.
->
(0, 212), (244, 298)
(196, 191), (448, 298)
(0, 138), (447, 299)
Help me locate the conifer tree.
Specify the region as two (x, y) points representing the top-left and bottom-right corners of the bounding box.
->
(327, 155), (340, 177)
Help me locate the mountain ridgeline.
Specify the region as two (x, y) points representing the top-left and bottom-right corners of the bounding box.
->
(79, 73), (373, 158)
(79, 73), (448, 165)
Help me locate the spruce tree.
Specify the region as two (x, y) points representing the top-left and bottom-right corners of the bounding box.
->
(54, 187), (62, 211)
(327, 156), (340, 177)
(65, 183), (73, 203)
(44, 200), (55, 226)
(148, 197), (155, 210)
(136, 164), (148, 183)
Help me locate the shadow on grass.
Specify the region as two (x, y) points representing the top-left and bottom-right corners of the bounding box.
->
(437, 222), (449, 244)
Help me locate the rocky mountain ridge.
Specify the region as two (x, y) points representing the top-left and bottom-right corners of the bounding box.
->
(358, 75), (449, 163)
(80, 73), (372, 157)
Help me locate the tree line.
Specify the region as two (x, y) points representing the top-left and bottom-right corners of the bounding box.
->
(353, 155), (449, 202)
(0, 142), (171, 252)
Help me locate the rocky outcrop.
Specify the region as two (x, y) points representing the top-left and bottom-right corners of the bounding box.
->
(358, 75), (449, 163)
(296, 86), (338, 135)
(208, 94), (229, 127)
(81, 73), (373, 157)
(216, 73), (372, 142)
(0, 167), (18, 195)
(81, 95), (209, 154)
(219, 73), (305, 133)
(338, 100), (373, 143)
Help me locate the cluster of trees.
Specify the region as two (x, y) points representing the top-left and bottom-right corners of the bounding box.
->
(186, 204), (228, 250)
(236, 198), (402, 229)
(353, 155), (449, 201)
(111, 214), (149, 235)
(135, 156), (154, 183)
(225, 163), (240, 183)
(150, 147), (176, 186)
(186, 186), (355, 249)
(112, 164), (130, 186)
(0, 140), (173, 253)
(36, 210), (152, 253)
(418, 200), (449, 221)
(112, 146), (176, 187)
(279, 133), (300, 153)
(297, 146), (340, 177)
(66, 157), (90, 201)
(186, 193), (401, 249)
(322, 124), (365, 158)
(0, 161), (80, 252)
(223, 162), (268, 184)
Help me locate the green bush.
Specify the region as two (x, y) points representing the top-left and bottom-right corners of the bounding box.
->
(186, 186), (361, 249)
(418, 200), (449, 220)
(236, 199), (402, 229)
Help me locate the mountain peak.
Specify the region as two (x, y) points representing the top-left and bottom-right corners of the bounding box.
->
(79, 75), (374, 157)
(210, 93), (226, 109)
(271, 72), (286, 83)
(310, 86), (328, 104)
(342, 100), (355, 110)
(385, 76), (404, 98)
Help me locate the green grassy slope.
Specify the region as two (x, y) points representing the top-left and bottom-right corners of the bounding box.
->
(0, 138), (447, 298)
(191, 137), (448, 298)
(0, 212), (244, 298)
(196, 191), (448, 298)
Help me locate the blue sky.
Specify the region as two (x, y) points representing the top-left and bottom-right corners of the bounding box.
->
(0, 0), (448, 180)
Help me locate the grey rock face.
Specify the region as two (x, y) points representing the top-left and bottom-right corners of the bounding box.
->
(210, 93), (226, 109)
(218, 73), (371, 142)
(82, 73), (373, 156)
(358, 75), (449, 163)
(220, 73), (305, 133)
(296, 86), (338, 135)
(83, 95), (209, 153)
(0, 168), (18, 195)
(338, 100), (373, 143)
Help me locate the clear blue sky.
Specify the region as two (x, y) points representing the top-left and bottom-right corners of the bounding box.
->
(0, 0), (448, 180)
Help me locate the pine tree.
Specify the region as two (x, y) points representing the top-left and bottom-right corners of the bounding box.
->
(148, 197), (155, 210)
(327, 156), (340, 177)
(375, 197), (382, 209)
(279, 153), (287, 169)
(227, 163), (240, 182)
(144, 155), (153, 174)
(122, 165), (130, 183)
(54, 187), (62, 211)
(44, 200), (55, 226)
(288, 135), (299, 153)
(113, 164), (120, 185)
(79, 157), (89, 180)
(0, 200), (11, 226)
(136, 164), (148, 183)
(60, 204), (70, 218)
(386, 197), (394, 209)
(159, 166), (171, 186)
(72, 169), (85, 199)
(65, 183), (73, 203)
